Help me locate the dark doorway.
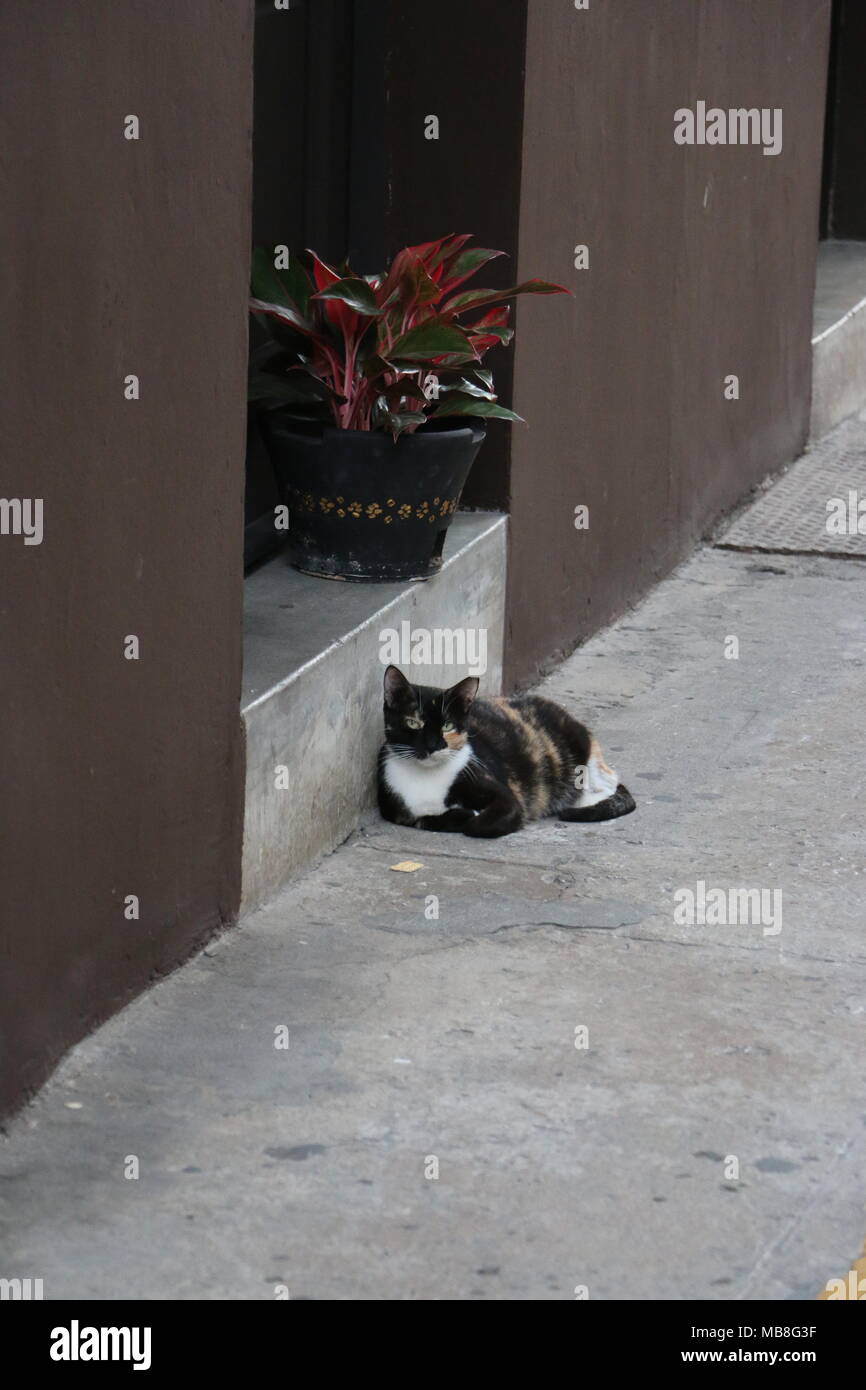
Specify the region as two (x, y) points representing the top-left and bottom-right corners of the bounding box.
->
(252, 0), (384, 269)
(245, 0), (386, 569)
(820, 0), (866, 239)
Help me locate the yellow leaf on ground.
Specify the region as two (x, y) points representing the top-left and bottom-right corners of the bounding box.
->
(390, 860), (424, 873)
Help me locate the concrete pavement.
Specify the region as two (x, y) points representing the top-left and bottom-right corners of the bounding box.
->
(2, 516), (865, 1299)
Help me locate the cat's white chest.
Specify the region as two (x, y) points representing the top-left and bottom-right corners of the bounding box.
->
(383, 744), (472, 818)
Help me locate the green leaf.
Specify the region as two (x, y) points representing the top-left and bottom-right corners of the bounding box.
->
(248, 369), (338, 406)
(251, 246), (290, 304)
(251, 246), (312, 318)
(279, 256), (313, 317)
(311, 277), (380, 316)
(380, 253), (441, 314)
(388, 320), (478, 362)
(378, 250), (436, 314)
(407, 233), (470, 273)
(426, 233), (473, 274)
(439, 376), (497, 401)
(443, 280), (569, 315)
(469, 326), (514, 346)
(250, 296), (314, 337)
(473, 368), (494, 390)
(361, 352), (397, 380)
(385, 410), (427, 438)
(432, 395), (524, 423)
(250, 341), (298, 373)
(378, 380), (425, 412)
(438, 247), (506, 293)
(427, 350), (488, 369)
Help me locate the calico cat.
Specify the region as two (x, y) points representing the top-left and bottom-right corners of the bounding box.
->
(377, 665), (635, 838)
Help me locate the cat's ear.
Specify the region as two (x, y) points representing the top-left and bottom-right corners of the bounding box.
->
(384, 664), (413, 707)
(446, 675), (479, 713)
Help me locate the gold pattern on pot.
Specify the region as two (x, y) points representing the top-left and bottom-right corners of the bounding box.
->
(292, 488), (458, 521)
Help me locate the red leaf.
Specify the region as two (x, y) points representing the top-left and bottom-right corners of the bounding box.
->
(307, 252), (369, 339)
(425, 233), (474, 282)
(437, 247), (506, 297)
(309, 252), (341, 292)
(377, 252), (440, 315)
(467, 305), (511, 331)
(467, 333), (502, 354)
(402, 234), (472, 282)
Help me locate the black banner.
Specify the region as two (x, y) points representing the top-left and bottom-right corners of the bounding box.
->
(5, 1300), (862, 1375)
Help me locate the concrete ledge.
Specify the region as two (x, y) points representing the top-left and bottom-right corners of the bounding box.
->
(810, 240), (866, 440)
(241, 513), (507, 911)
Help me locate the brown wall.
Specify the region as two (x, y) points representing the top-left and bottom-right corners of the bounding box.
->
(382, 1), (830, 686)
(507, 0), (831, 684)
(0, 1), (252, 1117)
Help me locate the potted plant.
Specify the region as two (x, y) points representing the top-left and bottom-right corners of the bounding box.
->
(249, 233), (568, 581)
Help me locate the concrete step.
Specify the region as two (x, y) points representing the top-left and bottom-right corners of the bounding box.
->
(810, 240), (866, 440)
(241, 513), (507, 911)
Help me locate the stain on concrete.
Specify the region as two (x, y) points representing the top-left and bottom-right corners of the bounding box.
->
(366, 895), (647, 937)
(264, 1144), (326, 1161)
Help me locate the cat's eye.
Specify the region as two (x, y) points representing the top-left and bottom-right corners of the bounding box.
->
(442, 721), (456, 733)
(405, 715), (424, 730)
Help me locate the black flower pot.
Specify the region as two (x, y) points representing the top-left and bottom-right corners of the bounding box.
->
(259, 414), (486, 581)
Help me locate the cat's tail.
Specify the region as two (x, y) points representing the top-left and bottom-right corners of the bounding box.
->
(559, 783), (636, 822)
(560, 737), (636, 822)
